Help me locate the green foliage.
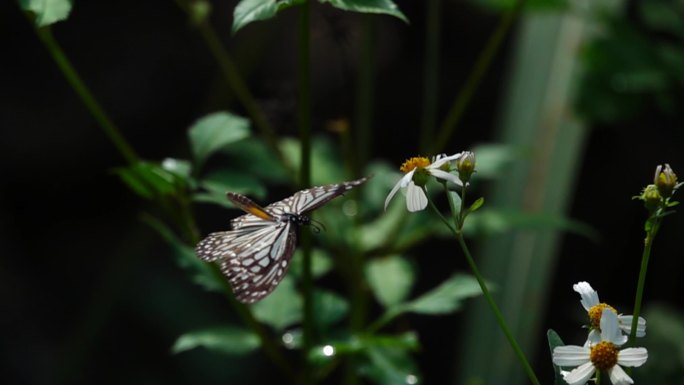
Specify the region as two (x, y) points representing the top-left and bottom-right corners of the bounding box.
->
(194, 170), (267, 208)
(188, 111), (250, 169)
(115, 161), (189, 201)
(469, 0), (566, 11)
(577, 0), (684, 124)
(172, 326), (260, 355)
(634, 304), (684, 384)
(464, 208), (598, 240)
(143, 215), (225, 292)
(232, 0), (407, 34)
(397, 273), (483, 315)
(546, 329), (567, 385)
(288, 248), (334, 279)
(20, 0), (73, 27)
(365, 255), (415, 308)
(233, 0), (304, 33)
(251, 276), (303, 331)
(313, 290), (349, 327)
(360, 347), (420, 385)
(318, 0), (408, 22)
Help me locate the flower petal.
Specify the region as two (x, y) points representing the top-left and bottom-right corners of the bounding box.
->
(618, 315), (646, 337)
(429, 152), (462, 169)
(429, 169), (463, 186)
(601, 309), (627, 346)
(617, 348), (648, 367)
(553, 345), (591, 366)
(405, 182), (428, 212)
(563, 362), (595, 385)
(584, 330), (601, 347)
(573, 281), (599, 310)
(384, 171), (415, 211)
(608, 365), (634, 385)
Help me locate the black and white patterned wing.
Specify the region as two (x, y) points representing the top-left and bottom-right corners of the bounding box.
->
(218, 222), (297, 303)
(274, 176), (370, 215)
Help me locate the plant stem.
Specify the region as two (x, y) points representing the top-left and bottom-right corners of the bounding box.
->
(174, 0), (295, 180)
(353, 14), (375, 176)
(30, 24), (139, 165)
(430, 0), (525, 154)
(628, 216), (661, 345)
(444, 188), (541, 385)
(298, 1), (314, 382)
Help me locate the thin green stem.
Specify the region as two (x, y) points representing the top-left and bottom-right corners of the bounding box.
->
(430, 0), (525, 154)
(443, 186), (541, 385)
(175, 0), (295, 180)
(298, 1), (314, 382)
(428, 197), (456, 234)
(628, 217), (661, 345)
(29, 24), (139, 165)
(455, 235), (541, 385)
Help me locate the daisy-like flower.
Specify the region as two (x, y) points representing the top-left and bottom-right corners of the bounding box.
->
(553, 309), (648, 385)
(573, 281), (646, 343)
(384, 153), (463, 212)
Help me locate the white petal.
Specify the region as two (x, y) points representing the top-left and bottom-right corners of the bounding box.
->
(429, 169), (463, 186)
(429, 152), (462, 169)
(618, 315), (646, 337)
(585, 330), (601, 347)
(553, 345), (591, 366)
(384, 171), (415, 211)
(617, 348), (648, 367)
(405, 182), (428, 212)
(573, 281), (599, 310)
(608, 365), (634, 385)
(601, 309), (626, 345)
(563, 362), (596, 385)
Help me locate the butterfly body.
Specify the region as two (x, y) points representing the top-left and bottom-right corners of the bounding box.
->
(196, 177), (368, 303)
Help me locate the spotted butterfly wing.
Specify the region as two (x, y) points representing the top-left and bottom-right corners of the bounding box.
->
(196, 176), (368, 303)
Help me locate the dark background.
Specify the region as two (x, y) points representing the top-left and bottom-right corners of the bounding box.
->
(2, 0), (683, 384)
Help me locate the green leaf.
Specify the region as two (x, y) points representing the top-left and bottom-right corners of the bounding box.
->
(318, 0), (408, 23)
(188, 112), (250, 169)
(470, 143), (524, 179)
(115, 161), (186, 200)
(161, 158), (193, 180)
(232, 0), (303, 33)
(365, 255), (415, 308)
(399, 274), (483, 315)
(546, 329), (567, 385)
(20, 0), (73, 27)
(188, 0), (212, 25)
(173, 326), (260, 355)
(280, 136), (346, 185)
(251, 276), (302, 330)
(468, 197), (485, 212)
(314, 290), (349, 327)
(288, 248), (334, 279)
(142, 215), (224, 292)
(360, 347), (420, 385)
(193, 169), (266, 209)
(223, 137), (290, 183)
(359, 332), (420, 351)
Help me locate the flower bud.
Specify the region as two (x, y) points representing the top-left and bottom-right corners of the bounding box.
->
(641, 184), (662, 212)
(456, 151), (476, 184)
(654, 163), (677, 198)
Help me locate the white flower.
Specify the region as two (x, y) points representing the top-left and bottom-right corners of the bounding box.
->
(384, 154), (463, 212)
(553, 309), (648, 385)
(573, 281), (646, 341)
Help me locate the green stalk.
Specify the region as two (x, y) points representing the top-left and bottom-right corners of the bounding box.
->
(30, 24), (139, 165)
(628, 217), (661, 345)
(175, 0), (296, 179)
(298, 1), (314, 382)
(430, 0), (525, 154)
(445, 188), (541, 385)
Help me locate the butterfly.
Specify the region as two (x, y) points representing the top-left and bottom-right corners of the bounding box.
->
(196, 176), (369, 303)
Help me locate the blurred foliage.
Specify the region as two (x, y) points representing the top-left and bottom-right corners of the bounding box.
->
(634, 304), (684, 384)
(20, 0), (72, 27)
(546, 329), (567, 385)
(577, 0), (684, 124)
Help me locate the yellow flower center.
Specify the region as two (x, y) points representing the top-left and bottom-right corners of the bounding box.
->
(588, 303), (617, 329)
(400, 157), (430, 173)
(590, 341), (619, 370)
